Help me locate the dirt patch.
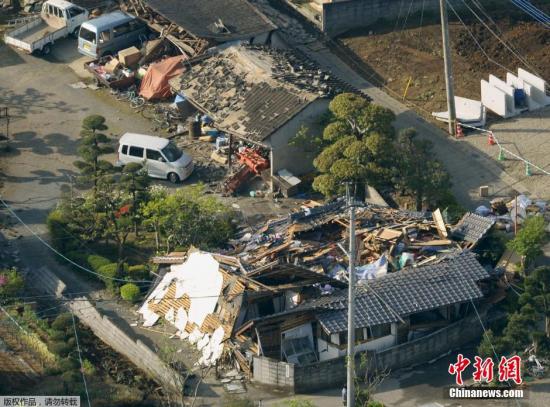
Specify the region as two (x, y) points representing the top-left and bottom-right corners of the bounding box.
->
(340, 16), (550, 116)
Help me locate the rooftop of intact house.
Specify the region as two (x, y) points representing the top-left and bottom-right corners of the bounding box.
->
(169, 44), (354, 143)
(145, 0), (277, 41)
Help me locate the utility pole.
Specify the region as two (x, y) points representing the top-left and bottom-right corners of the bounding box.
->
(440, 0), (457, 137)
(346, 183), (356, 407)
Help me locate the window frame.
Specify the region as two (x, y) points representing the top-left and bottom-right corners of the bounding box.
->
(128, 146), (144, 158)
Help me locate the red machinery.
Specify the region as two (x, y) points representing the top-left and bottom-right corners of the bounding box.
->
(222, 148), (269, 195)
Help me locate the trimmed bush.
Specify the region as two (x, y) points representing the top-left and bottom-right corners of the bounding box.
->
(127, 264), (148, 280)
(66, 251), (88, 263)
(98, 263), (118, 290)
(49, 341), (71, 357)
(87, 254), (111, 272)
(46, 209), (73, 251)
(120, 283), (141, 302)
(51, 313), (72, 331)
(0, 268), (24, 299)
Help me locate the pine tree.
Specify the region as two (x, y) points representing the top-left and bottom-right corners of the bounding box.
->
(73, 115), (114, 194)
(120, 162), (150, 236)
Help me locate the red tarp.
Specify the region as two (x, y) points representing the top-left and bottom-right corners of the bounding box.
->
(139, 55), (186, 100)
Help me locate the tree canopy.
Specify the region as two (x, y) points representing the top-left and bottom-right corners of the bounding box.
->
(394, 128), (452, 211)
(311, 93), (396, 196)
(507, 215), (547, 268)
(73, 115), (114, 193)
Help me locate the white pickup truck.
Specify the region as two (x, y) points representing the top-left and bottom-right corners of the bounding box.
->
(4, 0), (89, 55)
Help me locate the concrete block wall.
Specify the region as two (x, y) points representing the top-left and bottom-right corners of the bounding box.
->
(27, 266), (182, 394)
(258, 313), (485, 392)
(322, 0), (439, 37)
(253, 357), (295, 389)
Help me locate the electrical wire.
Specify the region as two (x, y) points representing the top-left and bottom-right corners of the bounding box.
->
(71, 311), (92, 407)
(458, 0), (544, 77)
(469, 0), (543, 68)
(446, 1), (516, 75)
(510, 0), (550, 27)
(0, 196), (153, 285)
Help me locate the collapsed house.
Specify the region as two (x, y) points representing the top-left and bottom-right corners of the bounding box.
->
(139, 200), (498, 380)
(124, 0), (280, 58)
(169, 44), (355, 178)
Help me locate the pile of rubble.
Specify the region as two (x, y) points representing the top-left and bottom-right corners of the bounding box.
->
(139, 199), (497, 373)
(231, 200), (492, 279)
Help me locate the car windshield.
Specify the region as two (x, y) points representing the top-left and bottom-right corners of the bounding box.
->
(161, 143), (183, 162)
(79, 27), (96, 43)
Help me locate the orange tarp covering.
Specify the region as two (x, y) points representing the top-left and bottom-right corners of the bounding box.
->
(139, 55), (186, 100)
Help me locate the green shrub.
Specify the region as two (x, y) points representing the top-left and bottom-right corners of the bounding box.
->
(82, 359), (96, 375)
(61, 370), (80, 384)
(49, 341), (72, 357)
(120, 283), (141, 302)
(49, 330), (68, 341)
(58, 357), (79, 371)
(0, 268), (24, 299)
(51, 313), (73, 331)
(87, 255), (111, 272)
(98, 263), (118, 290)
(127, 264), (148, 280)
(46, 209), (73, 251)
(66, 250), (88, 263)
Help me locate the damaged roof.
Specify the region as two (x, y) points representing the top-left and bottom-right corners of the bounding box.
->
(265, 251), (490, 334)
(170, 44), (354, 143)
(451, 212), (496, 245)
(145, 0), (276, 41)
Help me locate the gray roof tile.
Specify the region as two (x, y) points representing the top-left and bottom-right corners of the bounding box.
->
(452, 212), (495, 244)
(146, 0), (276, 41)
(308, 252), (489, 334)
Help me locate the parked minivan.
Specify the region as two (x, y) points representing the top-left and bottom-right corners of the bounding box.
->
(117, 133), (194, 183)
(78, 11), (148, 58)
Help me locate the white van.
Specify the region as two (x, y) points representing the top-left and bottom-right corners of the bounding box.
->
(117, 133), (193, 183)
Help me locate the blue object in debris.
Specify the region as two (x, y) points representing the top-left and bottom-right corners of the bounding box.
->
(201, 114), (213, 125)
(216, 136), (228, 149)
(174, 94), (186, 104)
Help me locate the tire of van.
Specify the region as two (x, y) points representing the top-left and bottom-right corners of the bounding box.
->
(168, 172), (180, 184)
(70, 27), (80, 38)
(41, 44), (52, 55)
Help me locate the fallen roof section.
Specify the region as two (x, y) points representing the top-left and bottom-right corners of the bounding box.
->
(145, 0), (277, 41)
(451, 212), (496, 246)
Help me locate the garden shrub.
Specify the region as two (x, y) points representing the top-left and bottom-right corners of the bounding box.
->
(49, 341), (72, 357)
(120, 283), (141, 302)
(0, 268), (24, 299)
(87, 254), (111, 272)
(51, 313), (73, 331)
(127, 264), (148, 280)
(46, 209), (73, 251)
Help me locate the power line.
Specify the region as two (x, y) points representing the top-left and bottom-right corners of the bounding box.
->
(71, 312), (92, 407)
(509, 0), (550, 27)
(446, 1), (516, 75)
(469, 0), (542, 68)
(0, 196), (153, 285)
(458, 0), (544, 77)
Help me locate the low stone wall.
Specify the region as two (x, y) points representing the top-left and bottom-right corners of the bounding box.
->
(28, 266), (182, 394)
